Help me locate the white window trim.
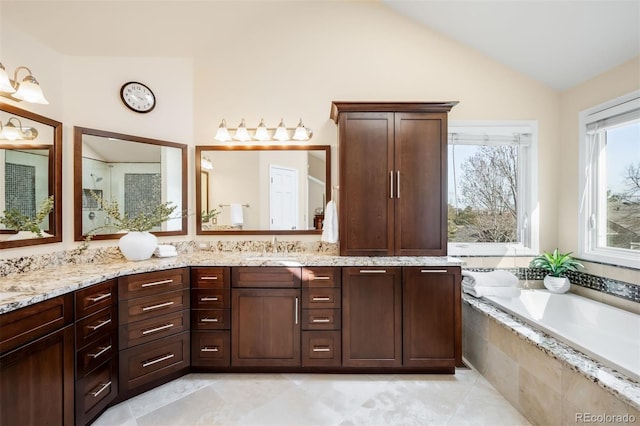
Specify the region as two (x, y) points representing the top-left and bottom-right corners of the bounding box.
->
(447, 120), (539, 257)
(578, 90), (640, 269)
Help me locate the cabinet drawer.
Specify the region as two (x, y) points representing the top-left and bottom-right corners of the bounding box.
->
(75, 304), (117, 350)
(77, 333), (117, 378)
(302, 331), (341, 367)
(76, 358), (118, 424)
(118, 268), (188, 300)
(192, 309), (230, 330)
(119, 331), (190, 393)
(119, 289), (189, 325)
(191, 331), (230, 367)
(232, 267), (301, 288)
(302, 267), (341, 288)
(191, 288), (230, 309)
(119, 310), (189, 349)
(302, 309), (341, 330)
(0, 293), (73, 354)
(75, 280), (117, 319)
(191, 267), (230, 289)
(302, 287), (341, 309)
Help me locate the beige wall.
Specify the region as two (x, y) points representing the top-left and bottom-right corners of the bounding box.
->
(0, 1), (620, 264)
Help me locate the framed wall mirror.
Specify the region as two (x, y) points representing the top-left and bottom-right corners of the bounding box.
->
(74, 127), (187, 241)
(0, 102), (62, 249)
(196, 145), (331, 235)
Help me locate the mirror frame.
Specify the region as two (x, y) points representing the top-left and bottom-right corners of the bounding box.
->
(74, 127), (188, 241)
(195, 144), (331, 235)
(0, 102), (62, 249)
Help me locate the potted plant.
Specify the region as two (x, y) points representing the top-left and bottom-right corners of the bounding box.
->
(529, 248), (583, 293)
(0, 195), (54, 240)
(201, 208), (220, 224)
(86, 192), (178, 261)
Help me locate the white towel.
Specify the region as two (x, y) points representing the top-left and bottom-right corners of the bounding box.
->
(230, 204), (244, 226)
(154, 244), (177, 258)
(321, 200), (339, 243)
(461, 270), (519, 287)
(462, 284), (521, 298)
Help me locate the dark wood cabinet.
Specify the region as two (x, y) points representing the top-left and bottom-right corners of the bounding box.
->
(402, 267), (462, 370)
(0, 294), (75, 426)
(231, 267), (301, 367)
(331, 102), (457, 256)
(341, 267), (402, 367)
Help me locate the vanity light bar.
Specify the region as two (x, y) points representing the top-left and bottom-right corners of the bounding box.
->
(214, 118), (313, 142)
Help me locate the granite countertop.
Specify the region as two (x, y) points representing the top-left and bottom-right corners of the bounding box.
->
(0, 251), (464, 314)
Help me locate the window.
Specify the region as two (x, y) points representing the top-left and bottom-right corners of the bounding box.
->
(448, 121), (538, 256)
(579, 91), (640, 269)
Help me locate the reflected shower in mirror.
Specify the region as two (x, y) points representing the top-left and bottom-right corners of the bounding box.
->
(74, 127), (187, 241)
(0, 102), (62, 249)
(196, 145), (331, 235)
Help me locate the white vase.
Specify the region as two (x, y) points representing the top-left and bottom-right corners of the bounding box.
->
(543, 275), (570, 293)
(118, 231), (158, 261)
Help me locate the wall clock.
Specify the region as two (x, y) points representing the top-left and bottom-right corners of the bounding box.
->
(120, 81), (156, 113)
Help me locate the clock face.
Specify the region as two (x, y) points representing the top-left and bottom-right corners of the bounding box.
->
(120, 82), (156, 113)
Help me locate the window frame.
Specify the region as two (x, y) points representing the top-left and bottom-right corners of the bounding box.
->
(447, 120), (539, 256)
(578, 90), (640, 269)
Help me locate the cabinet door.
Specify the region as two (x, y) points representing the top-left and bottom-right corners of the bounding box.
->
(394, 112), (448, 256)
(231, 288), (300, 367)
(342, 267), (402, 367)
(0, 325), (74, 426)
(339, 112), (395, 256)
(402, 267), (461, 368)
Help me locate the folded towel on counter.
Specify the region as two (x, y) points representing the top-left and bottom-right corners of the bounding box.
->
(154, 244), (177, 258)
(461, 270), (519, 287)
(321, 200), (339, 243)
(230, 203), (244, 227)
(462, 284), (521, 298)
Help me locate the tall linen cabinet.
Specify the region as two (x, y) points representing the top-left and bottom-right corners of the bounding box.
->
(330, 102), (458, 256)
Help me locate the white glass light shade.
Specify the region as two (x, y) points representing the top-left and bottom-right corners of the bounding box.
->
(233, 119), (251, 141)
(273, 119), (289, 141)
(13, 76), (48, 104)
(1, 121), (22, 140)
(201, 156), (214, 171)
(0, 64), (15, 93)
(293, 119), (311, 141)
(253, 119), (270, 141)
(214, 119), (231, 141)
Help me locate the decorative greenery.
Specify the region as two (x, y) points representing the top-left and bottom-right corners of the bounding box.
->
(529, 248), (583, 277)
(85, 190), (179, 239)
(0, 195), (54, 236)
(201, 208), (220, 223)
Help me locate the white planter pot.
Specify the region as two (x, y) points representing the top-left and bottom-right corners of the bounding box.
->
(543, 275), (570, 293)
(118, 231), (158, 261)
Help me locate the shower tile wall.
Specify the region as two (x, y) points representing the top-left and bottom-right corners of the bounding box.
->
(124, 173), (161, 219)
(5, 163), (35, 217)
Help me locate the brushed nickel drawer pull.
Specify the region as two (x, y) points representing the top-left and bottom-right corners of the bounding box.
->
(142, 353), (174, 368)
(311, 318), (331, 323)
(201, 346), (219, 352)
(359, 269), (386, 274)
(142, 301), (175, 312)
(312, 276), (331, 280)
(89, 381), (112, 398)
(396, 171), (400, 198)
(389, 171), (394, 198)
(420, 269), (448, 273)
(201, 276), (219, 280)
(87, 293), (111, 303)
(295, 297), (299, 325)
(312, 297), (331, 301)
(312, 347), (331, 352)
(201, 296), (219, 301)
(141, 279), (173, 288)
(88, 345), (112, 359)
(142, 323), (175, 335)
(201, 318), (219, 323)
(87, 318), (111, 331)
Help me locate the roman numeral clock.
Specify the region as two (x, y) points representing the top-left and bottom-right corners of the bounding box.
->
(120, 81), (156, 113)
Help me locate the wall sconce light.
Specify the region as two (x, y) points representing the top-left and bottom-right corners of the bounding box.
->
(0, 117), (39, 141)
(0, 62), (49, 104)
(201, 156), (214, 171)
(214, 118), (313, 142)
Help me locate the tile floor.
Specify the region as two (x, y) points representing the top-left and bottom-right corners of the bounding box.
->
(93, 368), (531, 426)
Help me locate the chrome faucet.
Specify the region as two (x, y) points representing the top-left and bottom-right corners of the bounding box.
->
(272, 235), (278, 254)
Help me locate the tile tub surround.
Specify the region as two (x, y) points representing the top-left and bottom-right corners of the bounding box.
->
(463, 294), (640, 425)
